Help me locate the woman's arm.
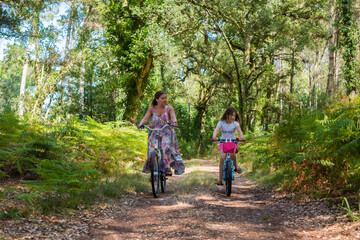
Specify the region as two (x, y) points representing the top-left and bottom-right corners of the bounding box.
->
(212, 126), (221, 140)
(168, 106), (178, 127)
(137, 107), (152, 128)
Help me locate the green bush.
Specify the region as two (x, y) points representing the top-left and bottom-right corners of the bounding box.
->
(0, 112), (149, 213)
(241, 96), (360, 195)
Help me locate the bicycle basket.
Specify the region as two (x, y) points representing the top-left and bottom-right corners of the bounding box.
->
(223, 142), (238, 153)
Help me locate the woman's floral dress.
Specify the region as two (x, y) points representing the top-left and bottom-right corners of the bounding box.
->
(142, 106), (185, 175)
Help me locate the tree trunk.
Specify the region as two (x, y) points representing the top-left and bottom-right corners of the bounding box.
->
(289, 48), (295, 112)
(279, 57), (283, 122)
(31, 63), (45, 118)
(45, 94), (54, 119)
(327, 0), (338, 96)
(195, 108), (205, 151)
(123, 57), (153, 123)
(308, 59), (312, 109)
(89, 75), (93, 118)
(160, 62), (167, 93)
(339, 0), (358, 96)
(34, 16), (41, 83)
(79, 60), (85, 119)
(242, 34), (251, 131)
(19, 25), (34, 116)
(186, 78), (191, 130)
(61, 1), (75, 112)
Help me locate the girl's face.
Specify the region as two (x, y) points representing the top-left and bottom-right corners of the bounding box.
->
(156, 94), (167, 106)
(227, 112), (236, 122)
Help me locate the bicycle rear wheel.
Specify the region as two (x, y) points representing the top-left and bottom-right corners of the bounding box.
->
(225, 161), (232, 197)
(150, 153), (160, 198)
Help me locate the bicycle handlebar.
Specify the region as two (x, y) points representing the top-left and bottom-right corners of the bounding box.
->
(139, 122), (173, 131)
(211, 138), (246, 143)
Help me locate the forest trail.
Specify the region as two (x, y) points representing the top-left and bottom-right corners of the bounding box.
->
(87, 159), (358, 240)
(1, 159), (358, 239)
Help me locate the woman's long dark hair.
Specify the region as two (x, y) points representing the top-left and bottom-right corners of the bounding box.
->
(221, 107), (240, 122)
(151, 91), (167, 106)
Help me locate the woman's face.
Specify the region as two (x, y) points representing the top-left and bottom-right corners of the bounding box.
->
(156, 94), (167, 106)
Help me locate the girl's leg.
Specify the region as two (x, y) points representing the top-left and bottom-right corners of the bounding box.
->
(230, 153), (242, 172)
(219, 150), (225, 181)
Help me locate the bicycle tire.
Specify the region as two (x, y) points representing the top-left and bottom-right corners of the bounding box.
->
(161, 173), (166, 193)
(150, 153), (160, 198)
(225, 161), (232, 197)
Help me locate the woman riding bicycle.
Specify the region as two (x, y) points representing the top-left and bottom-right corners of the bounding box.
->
(137, 91), (185, 176)
(211, 107), (245, 185)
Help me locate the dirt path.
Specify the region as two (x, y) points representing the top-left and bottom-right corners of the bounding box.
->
(88, 159), (359, 240)
(1, 159), (359, 240)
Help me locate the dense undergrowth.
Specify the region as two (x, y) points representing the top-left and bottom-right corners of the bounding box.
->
(239, 96), (360, 199)
(0, 112), (148, 218)
(1, 96), (359, 220)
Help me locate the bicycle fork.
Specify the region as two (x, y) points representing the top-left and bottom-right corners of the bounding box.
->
(223, 153), (234, 180)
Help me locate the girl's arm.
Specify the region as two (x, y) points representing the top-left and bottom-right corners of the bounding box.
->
(212, 126), (221, 140)
(236, 125), (245, 140)
(137, 107), (152, 128)
(168, 106), (178, 127)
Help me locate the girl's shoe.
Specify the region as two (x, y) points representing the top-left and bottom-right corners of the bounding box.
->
(235, 165), (243, 174)
(214, 179), (223, 185)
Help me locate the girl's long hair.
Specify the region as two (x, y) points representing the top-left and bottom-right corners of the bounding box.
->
(151, 91), (167, 106)
(221, 107), (240, 122)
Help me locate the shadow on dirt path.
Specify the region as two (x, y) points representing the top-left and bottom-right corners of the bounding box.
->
(89, 159), (358, 240)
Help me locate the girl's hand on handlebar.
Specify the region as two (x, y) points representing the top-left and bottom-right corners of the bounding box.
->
(211, 137), (219, 141)
(236, 137), (246, 142)
(172, 122), (178, 127)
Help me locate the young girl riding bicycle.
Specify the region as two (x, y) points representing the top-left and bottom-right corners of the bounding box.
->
(211, 107), (245, 185)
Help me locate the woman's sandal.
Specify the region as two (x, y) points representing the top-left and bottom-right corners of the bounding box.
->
(214, 179), (223, 185)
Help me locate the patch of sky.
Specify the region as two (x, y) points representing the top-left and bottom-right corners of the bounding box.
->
(0, 2), (69, 60)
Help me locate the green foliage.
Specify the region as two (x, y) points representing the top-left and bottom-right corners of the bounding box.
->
(338, 197), (360, 222)
(241, 96), (360, 195)
(29, 160), (103, 194)
(0, 207), (29, 220)
(0, 111), (149, 213)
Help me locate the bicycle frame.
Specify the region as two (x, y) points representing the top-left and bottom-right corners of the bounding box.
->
(141, 123), (172, 197)
(224, 153), (234, 180)
(142, 123), (171, 168)
(216, 138), (239, 196)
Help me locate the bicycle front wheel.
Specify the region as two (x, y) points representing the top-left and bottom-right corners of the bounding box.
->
(225, 161), (232, 197)
(150, 153), (160, 198)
